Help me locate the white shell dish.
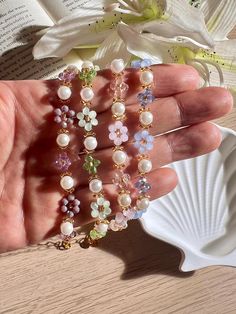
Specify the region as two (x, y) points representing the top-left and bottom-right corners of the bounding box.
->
(140, 125), (236, 272)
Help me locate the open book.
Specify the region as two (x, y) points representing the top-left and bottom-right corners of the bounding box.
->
(0, 0), (91, 80)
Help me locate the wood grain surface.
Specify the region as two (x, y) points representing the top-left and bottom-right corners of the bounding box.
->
(0, 29), (236, 314)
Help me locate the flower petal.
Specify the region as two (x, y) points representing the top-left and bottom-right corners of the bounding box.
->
(108, 124), (115, 132)
(76, 112), (84, 120)
(92, 30), (131, 68)
(89, 110), (97, 119)
(200, 0), (236, 40)
(162, 0), (213, 47)
(33, 4), (110, 59)
(83, 106), (90, 115)
(79, 120), (86, 127)
(92, 118), (98, 126)
(109, 132), (116, 140)
(97, 197), (104, 206)
(85, 123), (92, 131)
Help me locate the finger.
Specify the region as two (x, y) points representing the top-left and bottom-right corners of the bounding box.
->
(87, 87), (232, 150)
(152, 86), (233, 134)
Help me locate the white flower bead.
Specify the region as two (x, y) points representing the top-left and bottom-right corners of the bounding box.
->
(138, 159), (152, 174)
(140, 111), (153, 126)
(111, 102), (126, 117)
(84, 136), (97, 151)
(56, 133), (70, 147)
(60, 175), (74, 190)
(140, 70), (154, 85)
(60, 221), (74, 236)
(137, 197), (150, 210)
(112, 150), (127, 165)
(57, 85), (72, 100)
(82, 61), (94, 69)
(89, 179), (103, 193)
(111, 59), (125, 74)
(118, 193), (131, 207)
(96, 223), (108, 233)
(80, 87), (94, 102)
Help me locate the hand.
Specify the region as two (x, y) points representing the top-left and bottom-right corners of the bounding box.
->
(0, 64), (233, 253)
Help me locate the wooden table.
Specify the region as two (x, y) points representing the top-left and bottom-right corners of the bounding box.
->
(1, 30), (236, 314)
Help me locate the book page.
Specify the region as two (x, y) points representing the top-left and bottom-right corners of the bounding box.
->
(38, 0), (91, 22)
(0, 0), (82, 80)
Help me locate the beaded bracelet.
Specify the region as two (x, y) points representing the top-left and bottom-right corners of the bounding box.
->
(54, 65), (81, 249)
(77, 61), (111, 246)
(107, 59), (137, 232)
(133, 59), (155, 217)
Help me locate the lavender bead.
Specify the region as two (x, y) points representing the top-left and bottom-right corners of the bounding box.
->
(54, 108), (62, 115)
(61, 205), (68, 213)
(73, 206), (80, 213)
(62, 198), (69, 205)
(67, 211), (74, 218)
(61, 105), (69, 112)
(54, 116), (62, 123)
(68, 194), (75, 201)
(73, 199), (80, 206)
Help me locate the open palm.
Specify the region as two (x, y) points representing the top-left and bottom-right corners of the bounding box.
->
(0, 64), (233, 253)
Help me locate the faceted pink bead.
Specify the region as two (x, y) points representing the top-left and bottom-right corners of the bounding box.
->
(110, 77), (129, 98)
(112, 170), (131, 190)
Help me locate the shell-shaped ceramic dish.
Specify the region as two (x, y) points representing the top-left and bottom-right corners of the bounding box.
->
(140, 125), (236, 272)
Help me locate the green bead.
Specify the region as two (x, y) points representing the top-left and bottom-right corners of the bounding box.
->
(90, 229), (99, 240)
(89, 229), (106, 240)
(83, 155), (101, 174)
(79, 69), (97, 84)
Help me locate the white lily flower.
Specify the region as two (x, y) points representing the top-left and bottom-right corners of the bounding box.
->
(32, 0), (236, 97)
(33, 0), (213, 68)
(118, 0), (236, 91)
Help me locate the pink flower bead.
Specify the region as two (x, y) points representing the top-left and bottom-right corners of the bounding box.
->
(108, 121), (128, 146)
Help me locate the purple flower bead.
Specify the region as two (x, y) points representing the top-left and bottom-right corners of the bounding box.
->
(108, 121), (129, 146)
(133, 209), (147, 219)
(60, 194), (81, 216)
(58, 66), (78, 82)
(137, 88), (155, 107)
(54, 105), (75, 128)
(131, 59), (152, 68)
(134, 130), (154, 154)
(54, 152), (72, 172)
(135, 177), (151, 194)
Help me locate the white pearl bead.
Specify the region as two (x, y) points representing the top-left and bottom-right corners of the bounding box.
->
(137, 197), (150, 210)
(138, 159), (152, 174)
(57, 85), (72, 100)
(56, 133), (70, 147)
(118, 193), (131, 207)
(111, 102), (126, 117)
(89, 179), (103, 193)
(80, 87), (94, 102)
(60, 221), (74, 236)
(140, 111), (153, 126)
(111, 59), (125, 74)
(84, 136), (97, 151)
(96, 223), (108, 233)
(112, 150), (127, 165)
(60, 175), (74, 190)
(82, 61), (94, 69)
(140, 70), (154, 85)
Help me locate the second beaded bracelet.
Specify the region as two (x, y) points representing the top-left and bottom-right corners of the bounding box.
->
(77, 61), (111, 246)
